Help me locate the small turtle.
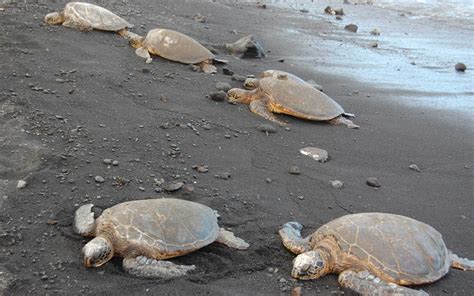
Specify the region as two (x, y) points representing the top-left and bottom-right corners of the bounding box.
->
(44, 2), (132, 33)
(227, 77), (358, 128)
(124, 28), (219, 73)
(279, 213), (474, 295)
(74, 198), (249, 278)
(244, 70), (323, 91)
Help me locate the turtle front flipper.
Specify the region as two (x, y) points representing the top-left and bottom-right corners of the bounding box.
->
(62, 18), (93, 32)
(449, 251), (474, 271)
(328, 115), (359, 129)
(250, 99), (286, 125)
(135, 47), (152, 64)
(215, 228), (249, 250)
(338, 270), (428, 296)
(278, 222), (311, 255)
(74, 204), (96, 236)
(123, 256), (196, 279)
(199, 61), (217, 74)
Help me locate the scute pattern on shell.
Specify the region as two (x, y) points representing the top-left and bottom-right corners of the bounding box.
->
(311, 213), (451, 285)
(96, 199), (219, 258)
(258, 77), (344, 121)
(65, 2), (132, 31)
(143, 29), (215, 64)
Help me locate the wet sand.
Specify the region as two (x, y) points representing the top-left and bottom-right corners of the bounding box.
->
(0, 1), (473, 295)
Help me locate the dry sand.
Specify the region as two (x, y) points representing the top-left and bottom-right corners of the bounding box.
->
(0, 1), (472, 295)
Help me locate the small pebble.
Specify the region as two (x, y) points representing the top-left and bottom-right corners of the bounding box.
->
(345, 24), (358, 33)
(138, 187), (145, 191)
(370, 28), (381, 36)
(215, 82), (232, 92)
(366, 177), (381, 188)
(222, 67), (234, 75)
(94, 176), (105, 183)
(232, 74), (247, 82)
(17, 180), (27, 189)
(163, 182), (184, 192)
(297, 195), (304, 200)
(112, 160), (119, 166)
(455, 63), (466, 72)
(300, 147), (329, 163)
(215, 172), (231, 180)
(102, 159), (112, 165)
(265, 178), (272, 183)
(257, 124), (277, 134)
(289, 166), (301, 175)
(300, 8), (309, 13)
(330, 180), (344, 189)
(208, 91), (226, 102)
(370, 42), (378, 48)
(409, 164), (421, 172)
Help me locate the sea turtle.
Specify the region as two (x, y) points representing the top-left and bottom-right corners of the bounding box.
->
(279, 213), (474, 295)
(226, 77), (358, 128)
(123, 28), (219, 73)
(74, 198), (249, 278)
(44, 2), (132, 34)
(243, 70), (323, 91)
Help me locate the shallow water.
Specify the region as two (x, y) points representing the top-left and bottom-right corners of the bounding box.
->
(263, 0), (474, 114)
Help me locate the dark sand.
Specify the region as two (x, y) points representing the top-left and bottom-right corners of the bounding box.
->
(0, 1), (473, 295)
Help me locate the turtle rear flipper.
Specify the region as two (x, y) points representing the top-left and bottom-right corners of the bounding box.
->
(338, 270), (428, 296)
(123, 256), (195, 279)
(74, 204), (96, 236)
(215, 228), (249, 250)
(328, 115), (359, 129)
(449, 252), (474, 271)
(279, 222), (311, 255)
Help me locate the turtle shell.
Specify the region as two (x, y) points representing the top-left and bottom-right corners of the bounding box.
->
(260, 70), (307, 85)
(96, 198), (219, 259)
(258, 77), (344, 121)
(64, 2), (132, 31)
(143, 28), (215, 64)
(311, 213), (451, 285)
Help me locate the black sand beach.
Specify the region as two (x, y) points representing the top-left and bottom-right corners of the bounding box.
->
(0, 1), (473, 295)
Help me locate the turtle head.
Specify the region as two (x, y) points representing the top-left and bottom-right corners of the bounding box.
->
(82, 237), (113, 268)
(292, 250), (330, 280)
(44, 12), (64, 25)
(226, 88), (253, 105)
(125, 32), (145, 49)
(243, 78), (260, 90)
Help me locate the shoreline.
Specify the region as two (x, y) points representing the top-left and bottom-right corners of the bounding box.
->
(1, 1), (473, 295)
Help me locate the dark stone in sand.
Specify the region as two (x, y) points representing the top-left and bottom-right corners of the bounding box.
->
(455, 63), (466, 72)
(257, 124), (277, 134)
(208, 91), (227, 101)
(300, 9), (309, 13)
(366, 177), (381, 188)
(278, 59), (285, 63)
(232, 74), (247, 82)
(324, 6), (343, 15)
(222, 67), (234, 75)
(215, 82), (232, 92)
(345, 24), (358, 33)
(225, 35), (265, 59)
(257, 4), (266, 9)
(289, 166), (301, 175)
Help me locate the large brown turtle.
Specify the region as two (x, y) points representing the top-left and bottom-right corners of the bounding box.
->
(226, 77), (358, 128)
(74, 198), (249, 278)
(279, 213), (473, 295)
(123, 28), (219, 73)
(44, 2), (132, 33)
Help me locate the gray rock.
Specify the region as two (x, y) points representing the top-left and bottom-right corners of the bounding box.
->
(300, 147), (329, 163)
(330, 180), (344, 189)
(225, 35), (265, 59)
(208, 91), (226, 102)
(289, 166), (301, 175)
(215, 82), (232, 92)
(370, 42), (378, 48)
(345, 24), (358, 33)
(163, 181), (184, 192)
(366, 177), (381, 188)
(257, 124), (277, 134)
(215, 172), (231, 180)
(102, 159), (112, 165)
(300, 8), (309, 13)
(112, 160), (119, 166)
(455, 63), (467, 72)
(94, 176), (105, 183)
(409, 164), (421, 172)
(232, 74), (247, 82)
